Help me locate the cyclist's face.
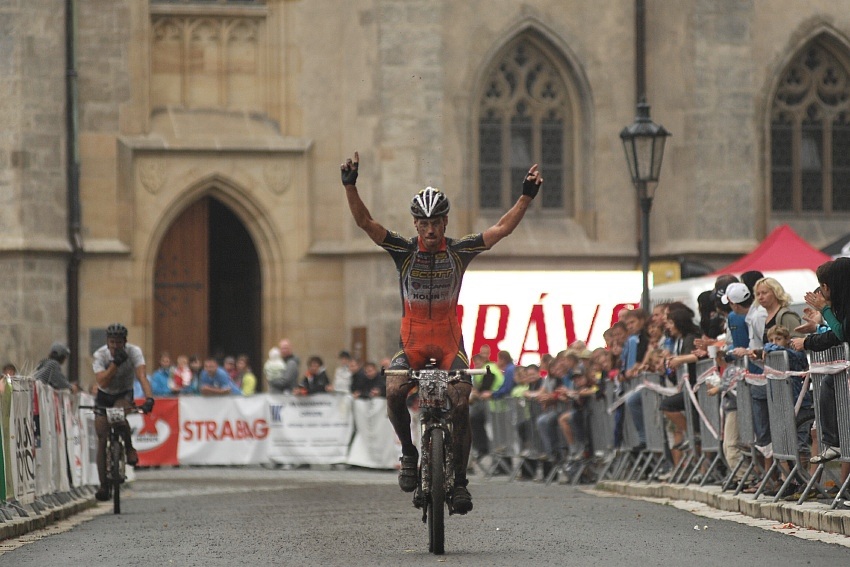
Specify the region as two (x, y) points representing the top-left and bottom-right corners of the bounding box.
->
(107, 336), (126, 354)
(414, 216), (447, 251)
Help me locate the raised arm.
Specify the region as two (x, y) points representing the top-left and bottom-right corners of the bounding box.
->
(341, 151), (388, 245)
(482, 164), (543, 248)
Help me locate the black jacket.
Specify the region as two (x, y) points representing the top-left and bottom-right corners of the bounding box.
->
(803, 330), (842, 352)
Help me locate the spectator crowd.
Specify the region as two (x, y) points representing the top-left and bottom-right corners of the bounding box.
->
(464, 259), (850, 497)
(4, 258), (848, 498)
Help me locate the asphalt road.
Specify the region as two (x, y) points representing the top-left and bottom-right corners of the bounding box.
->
(1, 466), (849, 567)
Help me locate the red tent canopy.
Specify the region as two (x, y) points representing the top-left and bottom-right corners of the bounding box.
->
(713, 224), (832, 275)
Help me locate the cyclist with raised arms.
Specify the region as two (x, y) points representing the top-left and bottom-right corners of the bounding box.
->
(341, 152), (542, 514)
(92, 323), (155, 501)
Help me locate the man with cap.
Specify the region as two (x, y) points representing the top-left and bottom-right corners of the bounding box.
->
(33, 342), (75, 391)
(723, 282), (767, 359)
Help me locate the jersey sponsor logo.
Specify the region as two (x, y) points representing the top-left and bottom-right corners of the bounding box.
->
(409, 268), (453, 279)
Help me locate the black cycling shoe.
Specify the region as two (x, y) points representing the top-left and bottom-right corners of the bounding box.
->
(452, 485), (473, 515)
(126, 446), (139, 466)
(398, 454), (418, 493)
(95, 486), (111, 502)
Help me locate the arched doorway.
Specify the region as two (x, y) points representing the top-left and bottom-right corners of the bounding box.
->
(154, 197), (262, 384)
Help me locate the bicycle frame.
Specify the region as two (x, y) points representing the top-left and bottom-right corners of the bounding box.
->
(80, 404), (142, 514)
(414, 368), (457, 503)
(384, 363), (489, 554)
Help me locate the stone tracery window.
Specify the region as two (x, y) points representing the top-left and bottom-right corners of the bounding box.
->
(771, 39), (850, 214)
(478, 37), (575, 215)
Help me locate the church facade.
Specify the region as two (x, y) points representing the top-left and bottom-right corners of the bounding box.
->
(3, 0), (850, 385)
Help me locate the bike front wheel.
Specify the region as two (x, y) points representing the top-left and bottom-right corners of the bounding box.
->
(428, 429), (445, 555)
(111, 438), (122, 514)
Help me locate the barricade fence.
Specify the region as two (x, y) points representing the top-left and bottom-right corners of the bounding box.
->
(0, 380), (408, 519)
(464, 342), (850, 495)
(4, 342), (847, 510)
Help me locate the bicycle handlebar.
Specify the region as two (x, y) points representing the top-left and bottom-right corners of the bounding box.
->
(79, 405), (145, 415)
(383, 365), (492, 378)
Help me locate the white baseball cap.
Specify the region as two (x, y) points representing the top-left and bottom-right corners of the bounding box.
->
(721, 282), (751, 305)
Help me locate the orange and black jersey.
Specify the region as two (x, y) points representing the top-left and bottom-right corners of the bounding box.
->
(379, 231), (489, 321)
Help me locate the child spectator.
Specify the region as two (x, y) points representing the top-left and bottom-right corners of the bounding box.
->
(170, 354), (193, 393)
(706, 347), (744, 485)
(236, 354), (258, 396)
(334, 350), (353, 392)
(762, 325), (813, 458)
(297, 355), (333, 395)
(150, 352), (175, 396)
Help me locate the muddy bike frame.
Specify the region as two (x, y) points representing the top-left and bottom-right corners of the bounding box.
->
(384, 363), (489, 555)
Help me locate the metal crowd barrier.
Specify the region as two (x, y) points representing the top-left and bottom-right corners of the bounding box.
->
(542, 399), (576, 486)
(507, 396), (546, 481)
(564, 380), (616, 485)
(610, 378), (643, 481)
(671, 366), (699, 483)
(754, 350), (819, 502)
(633, 372), (669, 482)
(484, 397), (518, 478)
(475, 394), (569, 483)
(597, 377), (625, 482)
(831, 344), (850, 508)
(719, 358), (749, 491)
(800, 343), (850, 507)
(731, 357), (764, 495)
(690, 359), (724, 486)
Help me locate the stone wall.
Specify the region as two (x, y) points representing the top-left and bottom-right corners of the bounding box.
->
(4, 1), (850, 377)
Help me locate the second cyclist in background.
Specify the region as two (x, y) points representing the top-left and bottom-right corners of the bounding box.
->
(92, 323), (155, 502)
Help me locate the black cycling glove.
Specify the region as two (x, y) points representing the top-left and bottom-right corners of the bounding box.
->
(522, 174), (541, 199)
(341, 159), (359, 186)
(112, 348), (129, 367)
(141, 397), (155, 414)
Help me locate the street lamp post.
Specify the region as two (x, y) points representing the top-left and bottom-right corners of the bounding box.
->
(620, 100), (671, 311)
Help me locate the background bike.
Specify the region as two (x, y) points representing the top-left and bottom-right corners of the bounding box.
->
(79, 404), (144, 514)
(384, 363), (489, 555)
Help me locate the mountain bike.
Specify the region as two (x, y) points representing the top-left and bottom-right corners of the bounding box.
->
(384, 363), (489, 555)
(80, 404), (143, 514)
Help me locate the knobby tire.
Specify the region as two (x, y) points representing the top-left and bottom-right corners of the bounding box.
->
(111, 438), (122, 514)
(428, 429), (445, 555)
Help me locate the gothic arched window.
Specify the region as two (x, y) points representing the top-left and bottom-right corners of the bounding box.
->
(478, 37), (576, 215)
(771, 39), (850, 214)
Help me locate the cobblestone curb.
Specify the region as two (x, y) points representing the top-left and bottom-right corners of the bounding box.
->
(597, 480), (850, 536)
(0, 489), (99, 541)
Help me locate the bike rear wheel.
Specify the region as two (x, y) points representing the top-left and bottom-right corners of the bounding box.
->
(428, 429), (445, 555)
(111, 438), (122, 514)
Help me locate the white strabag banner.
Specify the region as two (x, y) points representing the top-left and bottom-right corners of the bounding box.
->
(62, 391), (83, 488)
(9, 378), (36, 504)
(346, 398), (400, 469)
(34, 381), (56, 497)
(78, 393), (100, 486)
(267, 394), (353, 465)
(53, 389), (70, 493)
(177, 396), (270, 465)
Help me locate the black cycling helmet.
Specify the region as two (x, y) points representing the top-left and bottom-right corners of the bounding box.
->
(106, 323), (128, 339)
(410, 186), (450, 219)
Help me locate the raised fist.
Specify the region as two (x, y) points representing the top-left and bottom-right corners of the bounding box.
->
(340, 151), (360, 186)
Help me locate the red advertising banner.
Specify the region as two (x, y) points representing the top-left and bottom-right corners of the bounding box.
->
(132, 398), (179, 466)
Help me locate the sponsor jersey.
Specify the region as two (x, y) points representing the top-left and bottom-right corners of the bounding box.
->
(380, 231), (488, 368)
